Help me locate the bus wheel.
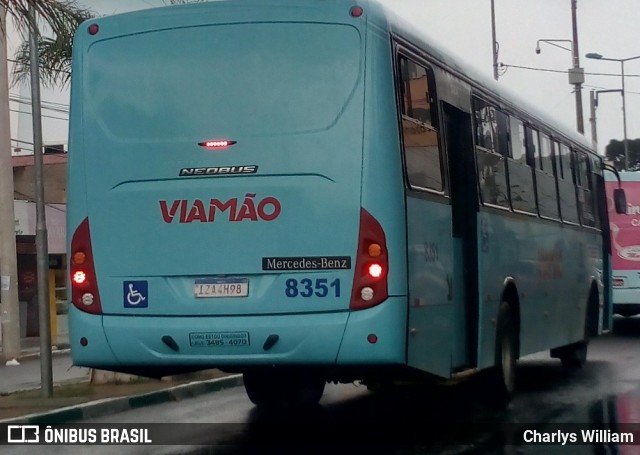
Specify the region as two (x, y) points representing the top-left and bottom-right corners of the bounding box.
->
(243, 370), (325, 409)
(490, 301), (517, 405)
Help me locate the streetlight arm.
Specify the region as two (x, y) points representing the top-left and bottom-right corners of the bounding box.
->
(536, 39), (573, 53)
(586, 53), (640, 63)
(585, 51), (640, 169)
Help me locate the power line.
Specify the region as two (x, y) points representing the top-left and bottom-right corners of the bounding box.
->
(498, 62), (640, 78)
(10, 108), (67, 122)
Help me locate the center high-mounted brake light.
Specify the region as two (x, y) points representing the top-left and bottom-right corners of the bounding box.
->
(198, 140), (237, 150)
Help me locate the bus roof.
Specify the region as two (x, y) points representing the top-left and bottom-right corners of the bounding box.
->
(81, 0), (594, 155)
(367, 0), (595, 154)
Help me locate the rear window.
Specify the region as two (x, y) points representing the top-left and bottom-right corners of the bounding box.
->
(85, 23), (361, 139)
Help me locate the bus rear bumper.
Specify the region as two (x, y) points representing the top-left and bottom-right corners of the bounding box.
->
(612, 289), (640, 316)
(68, 297), (406, 373)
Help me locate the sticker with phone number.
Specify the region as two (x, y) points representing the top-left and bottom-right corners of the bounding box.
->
(189, 331), (250, 347)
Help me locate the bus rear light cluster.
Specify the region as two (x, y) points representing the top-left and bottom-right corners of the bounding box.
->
(70, 217), (103, 314)
(350, 209), (388, 310)
(613, 278), (625, 287)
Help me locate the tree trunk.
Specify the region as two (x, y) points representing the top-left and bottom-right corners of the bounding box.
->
(0, 6), (21, 361)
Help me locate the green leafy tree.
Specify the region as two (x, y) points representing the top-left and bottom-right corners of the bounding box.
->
(605, 139), (640, 171)
(9, 0), (94, 87)
(0, 0), (93, 359)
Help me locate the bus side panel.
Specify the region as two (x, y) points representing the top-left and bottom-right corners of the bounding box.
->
(405, 197), (454, 376)
(476, 212), (594, 369)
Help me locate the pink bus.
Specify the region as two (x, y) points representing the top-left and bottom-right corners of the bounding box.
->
(606, 171), (640, 316)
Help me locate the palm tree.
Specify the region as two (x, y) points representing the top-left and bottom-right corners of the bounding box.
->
(0, 0), (92, 360)
(10, 1), (93, 87)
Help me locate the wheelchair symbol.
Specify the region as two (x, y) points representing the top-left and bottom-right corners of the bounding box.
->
(127, 284), (146, 306)
(124, 281), (148, 308)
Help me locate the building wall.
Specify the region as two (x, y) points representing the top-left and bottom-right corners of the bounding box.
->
(12, 163), (67, 204)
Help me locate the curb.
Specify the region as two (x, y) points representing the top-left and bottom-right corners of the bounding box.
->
(1, 344), (72, 363)
(0, 374), (244, 425)
(17, 347), (72, 362)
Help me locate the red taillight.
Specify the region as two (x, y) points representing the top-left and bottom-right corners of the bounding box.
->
(198, 139), (237, 150)
(70, 217), (102, 314)
(87, 24), (99, 35)
(613, 278), (625, 287)
(73, 271), (87, 285)
(368, 263), (384, 279)
(350, 6), (364, 17)
(350, 208), (389, 310)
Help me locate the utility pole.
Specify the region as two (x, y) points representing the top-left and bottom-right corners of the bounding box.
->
(0, 5), (21, 362)
(491, 0), (499, 81)
(589, 90), (597, 148)
(29, 4), (53, 397)
(570, 0), (585, 134)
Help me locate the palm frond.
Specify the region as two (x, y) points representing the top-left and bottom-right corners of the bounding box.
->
(12, 35), (73, 87)
(0, 0), (93, 38)
(4, 1), (95, 88)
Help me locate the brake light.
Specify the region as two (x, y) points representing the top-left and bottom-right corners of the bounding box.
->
(613, 278), (625, 287)
(70, 217), (102, 314)
(368, 263), (384, 279)
(350, 208), (388, 310)
(73, 271), (87, 285)
(198, 139), (237, 150)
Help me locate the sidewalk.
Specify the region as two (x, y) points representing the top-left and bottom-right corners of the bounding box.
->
(0, 313), (242, 423)
(0, 311), (71, 361)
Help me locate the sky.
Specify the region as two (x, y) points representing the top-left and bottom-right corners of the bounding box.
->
(16, 0), (640, 157)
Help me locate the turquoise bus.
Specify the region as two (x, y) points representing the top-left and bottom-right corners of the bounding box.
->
(67, 0), (624, 407)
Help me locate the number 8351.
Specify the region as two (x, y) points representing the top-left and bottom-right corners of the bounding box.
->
(285, 278), (341, 298)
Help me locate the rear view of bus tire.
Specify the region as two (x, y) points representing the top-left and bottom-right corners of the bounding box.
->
(552, 287), (596, 370)
(489, 301), (518, 406)
(243, 370), (325, 409)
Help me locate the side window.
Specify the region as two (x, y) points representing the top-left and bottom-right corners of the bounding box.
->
(474, 98), (509, 208)
(507, 118), (535, 213)
(576, 151), (596, 227)
(535, 132), (560, 219)
(398, 56), (443, 192)
(556, 142), (579, 223)
(558, 143), (572, 181)
(590, 155), (603, 230)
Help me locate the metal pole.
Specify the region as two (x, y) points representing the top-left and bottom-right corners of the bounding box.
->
(0, 5), (20, 361)
(491, 0), (499, 80)
(29, 4), (52, 397)
(571, 0), (584, 134)
(621, 60), (629, 170)
(589, 90), (597, 148)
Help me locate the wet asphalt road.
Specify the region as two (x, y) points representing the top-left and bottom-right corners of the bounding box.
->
(6, 315), (640, 454)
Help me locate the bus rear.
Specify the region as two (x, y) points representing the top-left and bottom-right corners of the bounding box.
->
(606, 172), (640, 317)
(68, 0), (407, 404)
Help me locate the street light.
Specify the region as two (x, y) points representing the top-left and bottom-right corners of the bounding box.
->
(535, 38), (585, 134)
(589, 88), (622, 149)
(585, 52), (640, 170)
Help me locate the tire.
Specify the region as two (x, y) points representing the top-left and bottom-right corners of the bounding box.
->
(243, 370), (325, 409)
(490, 301), (518, 405)
(553, 290), (593, 371)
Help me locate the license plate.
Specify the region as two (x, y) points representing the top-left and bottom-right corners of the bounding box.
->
(194, 277), (249, 298)
(189, 331), (250, 347)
